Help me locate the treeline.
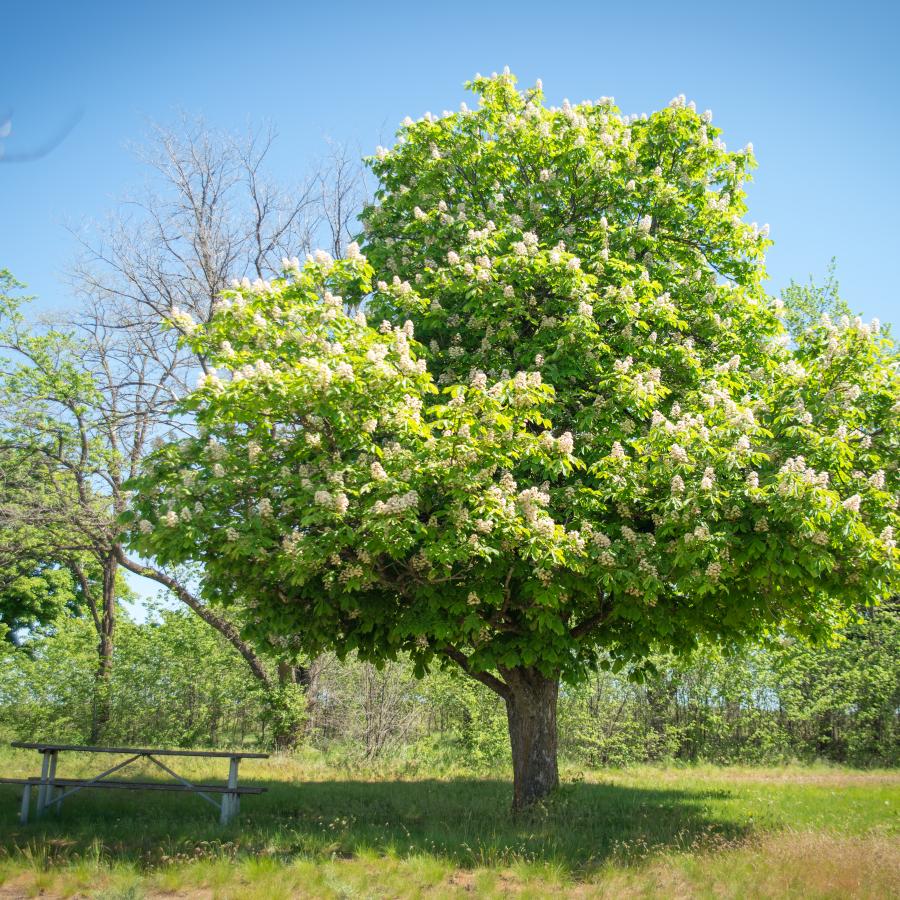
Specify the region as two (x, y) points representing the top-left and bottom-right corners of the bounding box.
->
(2, 600), (896, 767)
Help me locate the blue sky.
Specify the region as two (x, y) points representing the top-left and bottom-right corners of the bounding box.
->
(2, 0), (899, 326)
(2, 0), (898, 614)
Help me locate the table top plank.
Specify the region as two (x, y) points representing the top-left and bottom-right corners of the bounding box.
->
(10, 742), (269, 759)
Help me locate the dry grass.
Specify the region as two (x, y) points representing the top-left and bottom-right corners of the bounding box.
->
(593, 831), (900, 900)
(0, 833), (896, 898)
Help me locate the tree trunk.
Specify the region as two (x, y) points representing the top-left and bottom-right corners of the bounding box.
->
(295, 657), (323, 735)
(90, 555), (117, 743)
(501, 666), (560, 811)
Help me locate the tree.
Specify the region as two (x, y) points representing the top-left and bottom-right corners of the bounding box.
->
(0, 269), (274, 738)
(1, 120), (366, 745)
(0, 448), (81, 642)
(66, 120), (365, 742)
(780, 259), (852, 341)
(126, 72), (900, 809)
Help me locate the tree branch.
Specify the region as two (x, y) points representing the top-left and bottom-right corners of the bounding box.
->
(441, 644), (510, 701)
(115, 549), (273, 688)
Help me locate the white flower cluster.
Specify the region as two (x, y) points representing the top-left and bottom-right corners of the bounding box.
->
(372, 491), (419, 516)
(168, 306), (197, 334)
(669, 444), (689, 464)
(517, 485), (550, 524)
(539, 430), (574, 455)
(776, 457), (831, 495)
(314, 489), (350, 515)
(197, 372), (224, 390)
(232, 359), (275, 382)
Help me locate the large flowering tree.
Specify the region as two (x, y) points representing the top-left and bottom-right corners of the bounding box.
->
(127, 72), (900, 809)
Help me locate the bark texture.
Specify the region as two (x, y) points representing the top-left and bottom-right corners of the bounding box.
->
(501, 666), (560, 810)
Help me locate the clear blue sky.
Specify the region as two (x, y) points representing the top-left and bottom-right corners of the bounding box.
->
(2, 0), (899, 325)
(2, 0), (897, 616)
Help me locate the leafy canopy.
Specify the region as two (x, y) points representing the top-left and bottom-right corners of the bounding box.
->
(127, 72), (900, 684)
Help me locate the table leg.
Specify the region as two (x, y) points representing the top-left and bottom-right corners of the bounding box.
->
(19, 782), (31, 825)
(47, 752), (60, 814)
(220, 757), (240, 825)
(36, 752), (51, 818)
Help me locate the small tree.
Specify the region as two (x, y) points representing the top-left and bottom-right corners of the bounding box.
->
(128, 73), (900, 809)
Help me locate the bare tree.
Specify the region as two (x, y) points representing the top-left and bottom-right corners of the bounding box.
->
(316, 139), (369, 260)
(2, 119), (367, 743)
(54, 118), (367, 742)
(71, 117), (326, 339)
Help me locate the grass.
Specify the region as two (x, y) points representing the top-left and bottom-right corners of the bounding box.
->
(0, 746), (897, 897)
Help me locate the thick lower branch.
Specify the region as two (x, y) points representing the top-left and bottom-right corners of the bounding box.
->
(571, 596), (609, 639)
(115, 548), (272, 688)
(441, 645), (510, 701)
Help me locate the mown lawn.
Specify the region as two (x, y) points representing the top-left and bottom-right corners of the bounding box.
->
(0, 747), (896, 898)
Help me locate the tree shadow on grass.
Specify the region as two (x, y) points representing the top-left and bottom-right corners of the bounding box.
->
(0, 776), (750, 875)
(259, 778), (748, 871)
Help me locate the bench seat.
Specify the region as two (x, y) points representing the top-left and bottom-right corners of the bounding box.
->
(1, 776), (265, 794)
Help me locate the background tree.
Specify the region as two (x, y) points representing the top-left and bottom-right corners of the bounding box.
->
(0, 270), (293, 740)
(69, 121), (366, 739)
(3, 595), (896, 766)
(1, 119), (367, 745)
(780, 259), (851, 341)
(127, 72), (900, 809)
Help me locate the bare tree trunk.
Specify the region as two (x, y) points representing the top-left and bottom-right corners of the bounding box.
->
(294, 657), (323, 734)
(90, 554), (117, 742)
(500, 666), (560, 811)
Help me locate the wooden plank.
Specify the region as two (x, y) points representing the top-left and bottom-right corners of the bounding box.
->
(10, 742), (268, 759)
(36, 751), (51, 817)
(47, 751), (59, 815)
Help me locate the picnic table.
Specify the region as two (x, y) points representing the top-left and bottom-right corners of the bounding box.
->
(2, 742), (269, 825)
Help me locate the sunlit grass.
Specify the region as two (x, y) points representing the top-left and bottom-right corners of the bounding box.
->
(0, 748), (896, 897)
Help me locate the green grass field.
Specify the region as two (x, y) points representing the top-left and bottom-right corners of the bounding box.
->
(0, 746), (897, 898)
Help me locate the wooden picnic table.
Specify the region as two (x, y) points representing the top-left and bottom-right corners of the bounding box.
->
(3, 742), (269, 825)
